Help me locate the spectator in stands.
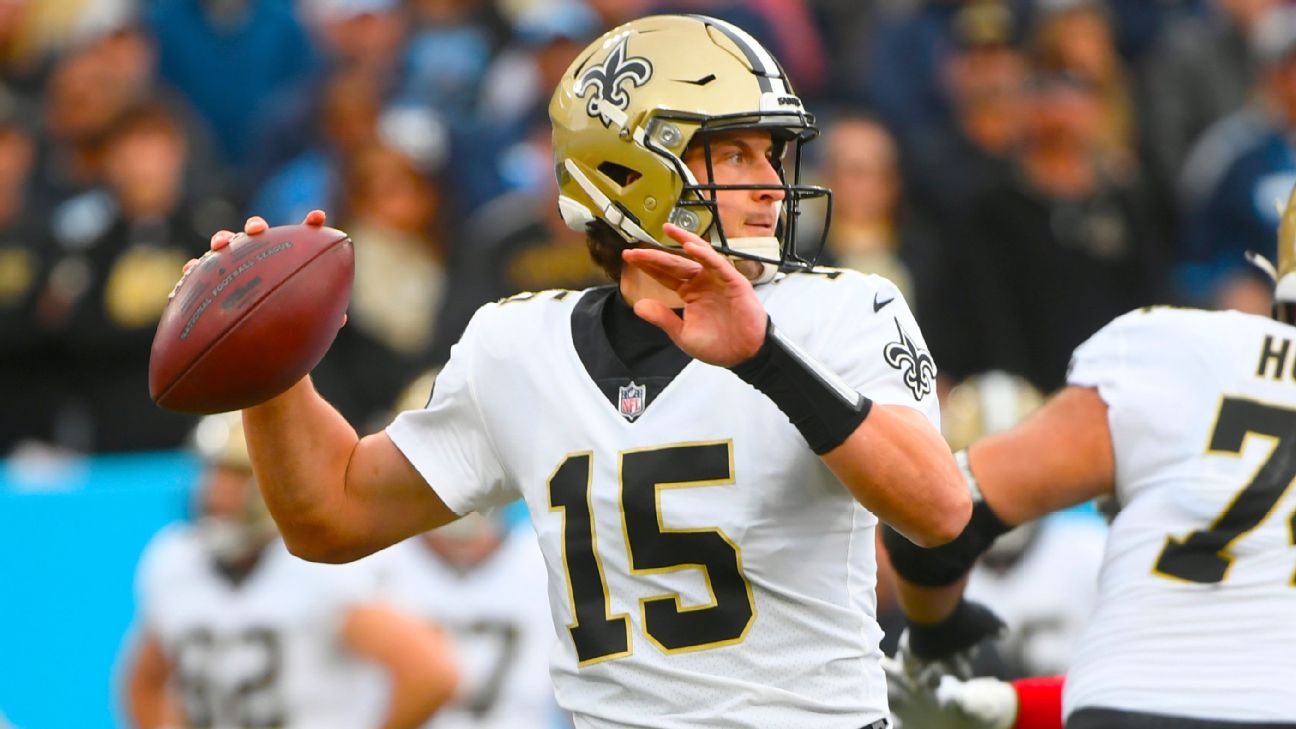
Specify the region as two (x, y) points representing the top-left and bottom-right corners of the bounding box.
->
(813, 115), (936, 306)
(803, 0), (902, 110)
(247, 65), (383, 225)
(904, 1), (1032, 387)
(1138, 0), (1282, 226)
(1103, 0), (1214, 62)
(246, 0), (410, 194)
(1178, 4), (1296, 314)
(0, 99), (53, 453)
(0, 0), (44, 104)
(36, 5), (224, 207)
(313, 143), (450, 432)
(953, 71), (1164, 391)
(146, 0), (317, 167)
(40, 102), (233, 452)
(906, 0), (1026, 215)
(477, 3), (597, 139)
(1030, 0), (1138, 180)
(38, 12), (156, 203)
(466, 3), (597, 210)
(399, 0), (503, 119)
(862, 0), (1031, 151)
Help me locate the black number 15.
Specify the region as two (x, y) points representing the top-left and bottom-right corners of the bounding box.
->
(547, 441), (756, 666)
(1154, 397), (1296, 585)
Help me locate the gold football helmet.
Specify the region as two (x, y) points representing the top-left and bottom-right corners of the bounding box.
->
(191, 411), (252, 471)
(942, 371), (1045, 453)
(549, 14), (830, 277)
(1249, 182), (1296, 322)
(189, 412), (277, 564)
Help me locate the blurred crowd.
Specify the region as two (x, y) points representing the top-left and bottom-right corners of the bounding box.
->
(3, 0), (1295, 455)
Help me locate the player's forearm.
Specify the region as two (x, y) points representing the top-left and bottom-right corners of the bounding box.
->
(243, 376), (361, 560)
(969, 386), (1113, 525)
(893, 572), (967, 624)
(727, 319), (968, 543)
(824, 404), (970, 546)
(126, 637), (181, 729)
(127, 681), (176, 729)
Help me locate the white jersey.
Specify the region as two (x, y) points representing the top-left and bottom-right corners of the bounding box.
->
(388, 271), (940, 728)
(965, 514), (1106, 676)
(1063, 307), (1296, 722)
(382, 529), (561, 729)
(134, 525), (390, 729)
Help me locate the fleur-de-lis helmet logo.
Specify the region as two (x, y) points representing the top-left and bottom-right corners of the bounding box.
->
(575, 33), (653, 127)
(883, 319), (936, 400)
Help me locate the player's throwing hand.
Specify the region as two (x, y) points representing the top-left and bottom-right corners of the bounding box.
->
(621, 223), (769, 368)
(182, 210), (328, 275)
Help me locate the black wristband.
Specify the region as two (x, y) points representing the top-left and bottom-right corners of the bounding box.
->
(907, 598), (1006, 661)
(882, 498), (1012, 587)
(730, 317), (873, 454)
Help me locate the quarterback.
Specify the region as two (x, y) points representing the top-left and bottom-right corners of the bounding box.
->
(203, 15), (969, 728)
(883, 200), (1296, 726)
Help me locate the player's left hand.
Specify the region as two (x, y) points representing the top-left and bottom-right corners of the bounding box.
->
(621, 223), (768, 368)
(884, 655), (950, 729)
(883, 657), (1017, 729)
(935, 675), (1019, 729)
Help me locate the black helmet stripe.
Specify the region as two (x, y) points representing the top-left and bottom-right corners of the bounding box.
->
(690, 15), (789, 96)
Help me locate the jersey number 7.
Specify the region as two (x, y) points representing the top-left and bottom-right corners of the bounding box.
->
(548, 441), (757, 666)
(1154, 397), (1296, 585)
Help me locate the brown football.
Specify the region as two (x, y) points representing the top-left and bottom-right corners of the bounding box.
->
(149, 224), (354, 414)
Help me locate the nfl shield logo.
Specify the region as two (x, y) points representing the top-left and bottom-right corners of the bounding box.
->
(618, 381), (646, 421)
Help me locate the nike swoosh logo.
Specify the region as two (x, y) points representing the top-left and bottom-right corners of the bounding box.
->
(873, 293), (895, 313)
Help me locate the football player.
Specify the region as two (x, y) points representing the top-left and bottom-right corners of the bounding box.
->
(882, 197), (1296, 726)
(380, 371), (564, 729)
(122, 412), (458, 729)
(198, 14), (969, 728)
(383, 511), (565, 729)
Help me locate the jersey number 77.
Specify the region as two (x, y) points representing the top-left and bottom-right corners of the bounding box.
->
(1155, 397), (1296, 585)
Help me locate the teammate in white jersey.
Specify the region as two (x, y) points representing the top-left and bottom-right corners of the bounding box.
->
(881, 198), (1296, 727)
(383, 511), (565, 729)
(122, 413), (458, 729)
(195, 14), (970, 728)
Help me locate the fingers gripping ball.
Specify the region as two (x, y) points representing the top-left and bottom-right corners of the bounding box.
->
(149, 224), (353, 414)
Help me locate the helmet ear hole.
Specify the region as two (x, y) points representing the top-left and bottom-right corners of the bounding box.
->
(597, 161), (641, 187)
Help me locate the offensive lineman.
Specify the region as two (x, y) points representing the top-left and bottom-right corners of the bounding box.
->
(198, 15), (969, 728)
(882, 193), (1296, 727)
(122, 413), (459, 729)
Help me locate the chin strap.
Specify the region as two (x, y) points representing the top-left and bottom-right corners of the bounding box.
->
(715, 233), (779, 284)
